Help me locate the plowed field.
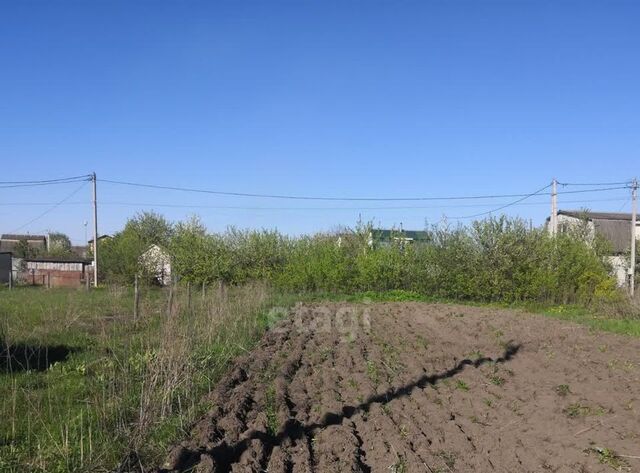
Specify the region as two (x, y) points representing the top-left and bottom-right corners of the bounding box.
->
(158, 302), (640, 473)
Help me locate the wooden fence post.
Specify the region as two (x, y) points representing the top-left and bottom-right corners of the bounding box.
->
(8, 270), (12, 290)
(167, 277), (175, 317)
(187, 281), (192, 311)
(134, 274), (140, 320)
(202, 281), (206, 303)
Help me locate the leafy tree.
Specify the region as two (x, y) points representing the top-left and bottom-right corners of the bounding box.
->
(12, 239), (40, 259)
(99, 211), (173, 283)
(170, 216), (220, 284)
(46, 232), (73, 258)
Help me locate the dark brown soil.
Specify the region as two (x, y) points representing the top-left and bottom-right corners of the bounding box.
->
(157, 302), (640, 472)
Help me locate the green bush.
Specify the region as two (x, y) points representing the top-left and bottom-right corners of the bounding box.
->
(102, 214), (623, 308)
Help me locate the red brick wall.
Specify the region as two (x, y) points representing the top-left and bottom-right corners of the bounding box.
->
(22, 269), (86, 288)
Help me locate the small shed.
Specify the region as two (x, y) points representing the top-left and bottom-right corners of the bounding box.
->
(22, 257), (92, 288)
(0, 252), (11, 285)
(139, 244), (172, 286)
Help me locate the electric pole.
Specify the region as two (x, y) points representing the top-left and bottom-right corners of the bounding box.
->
(92, 172), (99, 288)
(630, 178), (638, 297)
(550, 178), (558, 235)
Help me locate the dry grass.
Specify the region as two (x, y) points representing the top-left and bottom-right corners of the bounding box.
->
(0, 283), (277, 472)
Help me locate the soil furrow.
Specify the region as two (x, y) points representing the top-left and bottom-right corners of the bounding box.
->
(157, 302), (640, 473)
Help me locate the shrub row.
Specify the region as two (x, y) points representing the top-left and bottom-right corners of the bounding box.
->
(98, 212), (620, 306)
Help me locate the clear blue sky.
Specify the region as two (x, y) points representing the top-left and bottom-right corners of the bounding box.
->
(1, 1), (638, 243)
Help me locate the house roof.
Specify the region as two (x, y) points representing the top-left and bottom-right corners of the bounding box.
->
(1, 234), (47, 241)
(371, 228), (430, 241)
(71, 245), (88, 255)
(87, 235), (111, 244)
(592, 220), (632, 254)
(557, 210), (638, 222)
(25, 256), (91, 264)
(0, 235), (48, 253)
(557, 209), (638, 254)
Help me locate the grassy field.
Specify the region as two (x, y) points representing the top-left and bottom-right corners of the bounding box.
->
(0, 284), (283, 473)
(1, 286), (638, 472)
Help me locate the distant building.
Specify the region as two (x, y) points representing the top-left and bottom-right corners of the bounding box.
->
(550, 210), (640, 286)
(0, 234), (48, 256)
(71, 245), (89, 259)
(337, 228), (430, 250)
(0, 252), (11, 285)
(22, 257), (92, 288)
(139, 244), (172, 285)
(87, 235), (111, 246)
(368, 228), (430, 248)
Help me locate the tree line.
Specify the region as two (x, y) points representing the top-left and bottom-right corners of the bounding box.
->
(97, 211), (623, 307)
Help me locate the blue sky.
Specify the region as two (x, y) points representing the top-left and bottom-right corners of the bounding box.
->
(1, 1), (638, 242)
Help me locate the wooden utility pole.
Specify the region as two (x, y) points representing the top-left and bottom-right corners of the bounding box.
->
(550, 178), (558, 236)
(91, 172), (99, 288)
(630, 178), (638, 297)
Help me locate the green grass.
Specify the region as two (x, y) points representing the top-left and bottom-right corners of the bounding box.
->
(540, 305), (640, 337)
(366, 360), (380, 385)
(563, 402), (606, 418)
(489, 375), (505, 386)
(1, 285), (638, 472)
(555, 384), (571, 397)
(264, 385), (279, 436)
(389, 454), (408, 473)
(0, 284), (285, 472)
(589, 447), (629, 470)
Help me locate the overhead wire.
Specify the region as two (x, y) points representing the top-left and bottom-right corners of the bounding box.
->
(0, 175), (634, 233)
(98, 178), (630, 202)
(558, 181), (631, 187)
(0, 190), (631, 211)
(0, 174), (92, 185)
(449, 183), (553, 220)
(69, 195), (632, 210)
(0, 174), (91, 189)
(9, 182), (89, 233)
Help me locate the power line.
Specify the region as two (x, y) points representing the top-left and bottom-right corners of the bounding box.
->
(98, 178), (630, 202)
(9, 182), (88, 233)
(79, 195), (634, 210)
(0, 177), (91, 189)
(450, 184), (552, 220)
(0, 174), (92, 185)
(0, 195), (631, 210)
(558, 181), (631, 187)
(557, 186), (630, 194)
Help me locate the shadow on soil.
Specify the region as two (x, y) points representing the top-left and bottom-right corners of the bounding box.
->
(0, 341), (75, 373)
(161, 343), (521, 473)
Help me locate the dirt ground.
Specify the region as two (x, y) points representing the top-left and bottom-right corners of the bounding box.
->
(157, 302), (640, 473)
